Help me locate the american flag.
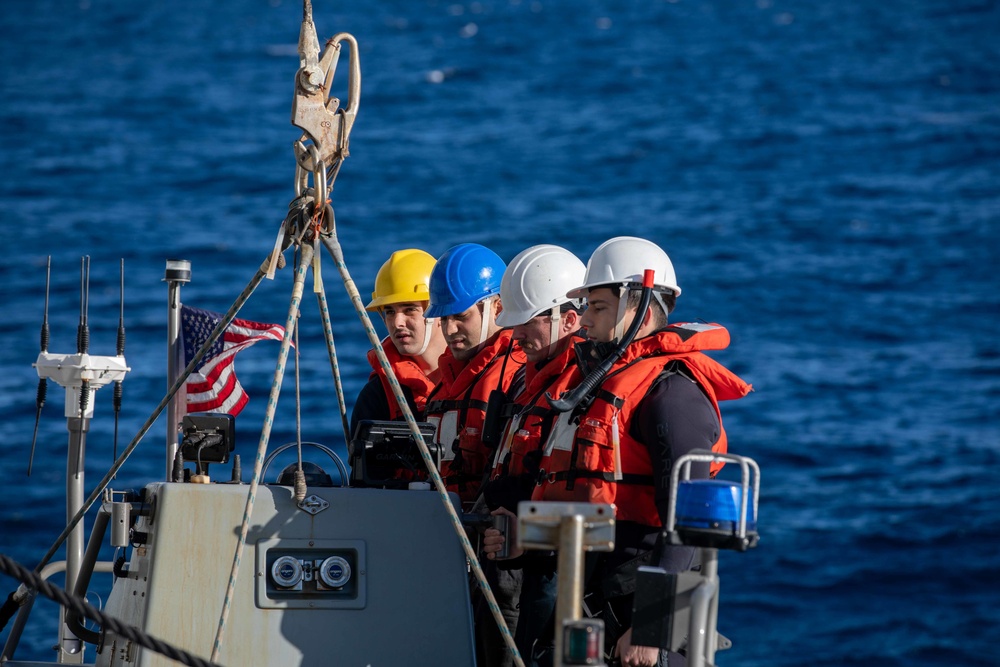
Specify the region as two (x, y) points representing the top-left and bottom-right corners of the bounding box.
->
(181, 305), (286, 416)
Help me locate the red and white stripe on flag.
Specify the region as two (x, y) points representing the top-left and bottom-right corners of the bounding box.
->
(181, 305), (286, 417)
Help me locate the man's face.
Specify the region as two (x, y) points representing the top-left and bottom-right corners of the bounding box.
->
(512, 314), (555, 363)
(440, 303), (485, 361)
(382, 301), (429, 356)
(580, 287), (634, 343)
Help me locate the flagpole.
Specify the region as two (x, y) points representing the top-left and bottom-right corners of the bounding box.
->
(164, 259), (191, 480)
(29, 257), (272, 578)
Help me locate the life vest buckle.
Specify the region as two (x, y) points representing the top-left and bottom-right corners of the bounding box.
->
(536, 468), (556, 486)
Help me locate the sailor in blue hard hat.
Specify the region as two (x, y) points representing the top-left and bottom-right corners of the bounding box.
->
(425, 242), (526, 667)
(426, 243), (505, 360)
(424, 242), (524, 504)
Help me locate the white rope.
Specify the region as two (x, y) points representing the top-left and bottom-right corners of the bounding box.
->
(211, 244), (314, 663)
(316, 284), (352, 452)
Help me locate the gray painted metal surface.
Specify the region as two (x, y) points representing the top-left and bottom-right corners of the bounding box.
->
(96, 482), (475, 667)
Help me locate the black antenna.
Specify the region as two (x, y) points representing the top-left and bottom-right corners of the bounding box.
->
(112, 260), (125, 475)
(117, 260), (125, 356)
(78, 256), (91, 416)
(27, 257), (52, 476)
(77, 256), (90, 353)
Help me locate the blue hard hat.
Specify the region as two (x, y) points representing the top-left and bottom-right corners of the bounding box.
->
(426, 243), (506, 318)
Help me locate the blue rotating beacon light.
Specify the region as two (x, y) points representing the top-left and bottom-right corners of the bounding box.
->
(668, 450), (760, 552)
(631, 450), (761, 666)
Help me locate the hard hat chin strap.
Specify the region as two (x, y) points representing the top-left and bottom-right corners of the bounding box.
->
(612, 286), (668, 343)
(416, 318), (435, 356)
(478, 296), (496, 346)
(546, 305), (561, 359)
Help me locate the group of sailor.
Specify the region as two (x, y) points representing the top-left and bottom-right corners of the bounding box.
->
(349, 237), (752, 667)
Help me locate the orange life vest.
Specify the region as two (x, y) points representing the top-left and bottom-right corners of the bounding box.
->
(532, 323), (752, 527)
(366, 337), (438, 421)
(490, 337), (579, 480)
(425, 330), (525, 504)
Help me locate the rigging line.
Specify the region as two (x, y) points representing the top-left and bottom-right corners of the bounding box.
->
(0, 553), (220, 667)
(319, 225), (525, 667)
(28, 264), (271, 577)
(289, 245), (304, 475)
(211, 244), (312, 664)
(294, 276), (307, 503)
(315, 285), (351, 452)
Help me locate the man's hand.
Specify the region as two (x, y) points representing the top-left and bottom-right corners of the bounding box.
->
(481, 507), (521, 560)
(614, 627), (659, 667)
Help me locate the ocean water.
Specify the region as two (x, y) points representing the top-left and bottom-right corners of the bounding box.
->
(2, 0), (999, 664)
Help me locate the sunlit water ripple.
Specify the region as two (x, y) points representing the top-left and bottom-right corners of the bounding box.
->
(1, 1), (998, 664)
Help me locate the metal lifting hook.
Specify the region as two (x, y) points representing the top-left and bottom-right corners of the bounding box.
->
(276, 0), (361, 277)
(291, 0), (361, 174)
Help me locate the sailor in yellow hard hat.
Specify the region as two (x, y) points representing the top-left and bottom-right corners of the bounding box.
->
(349, 249), (448, 436)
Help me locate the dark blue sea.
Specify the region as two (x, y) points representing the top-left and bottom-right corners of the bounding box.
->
(2, 0), (999, 664)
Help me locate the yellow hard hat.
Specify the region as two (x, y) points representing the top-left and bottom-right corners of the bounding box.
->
(365, 249), (436, 311)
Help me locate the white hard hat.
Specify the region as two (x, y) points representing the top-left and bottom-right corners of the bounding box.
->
(567, 236), (681, 299)
(495, 245), (586, 327)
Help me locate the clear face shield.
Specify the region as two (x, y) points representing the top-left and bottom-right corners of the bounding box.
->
(613, 285), (629, 344)
(611, 284), (670, 344)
